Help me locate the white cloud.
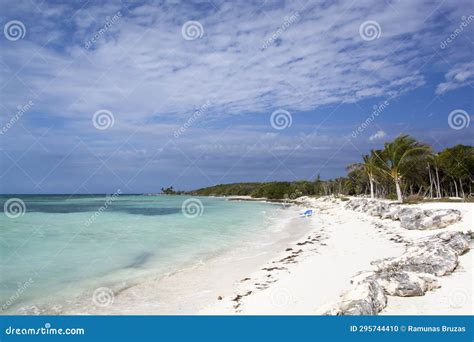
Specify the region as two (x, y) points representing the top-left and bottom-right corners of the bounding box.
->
(435, 62), (474, 95)
(1, 0), (473, 192)
(1, 0), (469, 125)
(369, 130), (387, 141)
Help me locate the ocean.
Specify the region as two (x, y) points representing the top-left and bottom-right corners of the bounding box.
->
(0, 195), (293, 314)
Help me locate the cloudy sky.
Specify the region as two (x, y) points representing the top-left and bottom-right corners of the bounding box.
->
(1, 0), (473, 194)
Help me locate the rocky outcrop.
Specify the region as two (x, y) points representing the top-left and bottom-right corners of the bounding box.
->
(324, 231), (470, 315)
(418, 231), (471, 255)
(398, 209), (463, 230)
(374, 244), (459, 276)
(372, 231), (470, 276)
(368, 271), (440, 297)
(324, 276), (387, 315)
(345, 199), (462, 230)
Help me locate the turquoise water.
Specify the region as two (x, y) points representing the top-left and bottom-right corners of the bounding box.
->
(0, 195), (283, 313)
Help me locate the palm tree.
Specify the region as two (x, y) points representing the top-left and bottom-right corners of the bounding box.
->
(362, 152), (379, 199)
(427, 153), (442, 198)
(374, 135), (432, 202)
(438, 145), (474, 198)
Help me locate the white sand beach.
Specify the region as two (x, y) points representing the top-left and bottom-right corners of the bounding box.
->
(200, 197), (473, 315)
(39, 196), (472, 316)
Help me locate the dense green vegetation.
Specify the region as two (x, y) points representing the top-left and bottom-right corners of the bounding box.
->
(185, 135), (473, 202)
(188, 181), (318, 200)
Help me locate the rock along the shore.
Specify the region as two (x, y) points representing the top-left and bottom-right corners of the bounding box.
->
(324, 231), (470, 315)
(345, 198), (462, 230)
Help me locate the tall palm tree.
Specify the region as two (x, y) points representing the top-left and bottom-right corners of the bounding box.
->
(362, 152), (379, 199)
(374, 135), (432, 202)
(427, 153), (442, 198)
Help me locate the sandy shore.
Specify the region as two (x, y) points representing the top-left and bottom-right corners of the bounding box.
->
(200, 197), (473, 315)
(34, 196), (472, 315)
(53, 204), (317, 315)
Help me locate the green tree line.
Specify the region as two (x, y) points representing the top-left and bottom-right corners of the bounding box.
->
(187, 135), (473, 202)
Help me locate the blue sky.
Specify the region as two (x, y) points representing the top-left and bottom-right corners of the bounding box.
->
(0, 0), (473, 194)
